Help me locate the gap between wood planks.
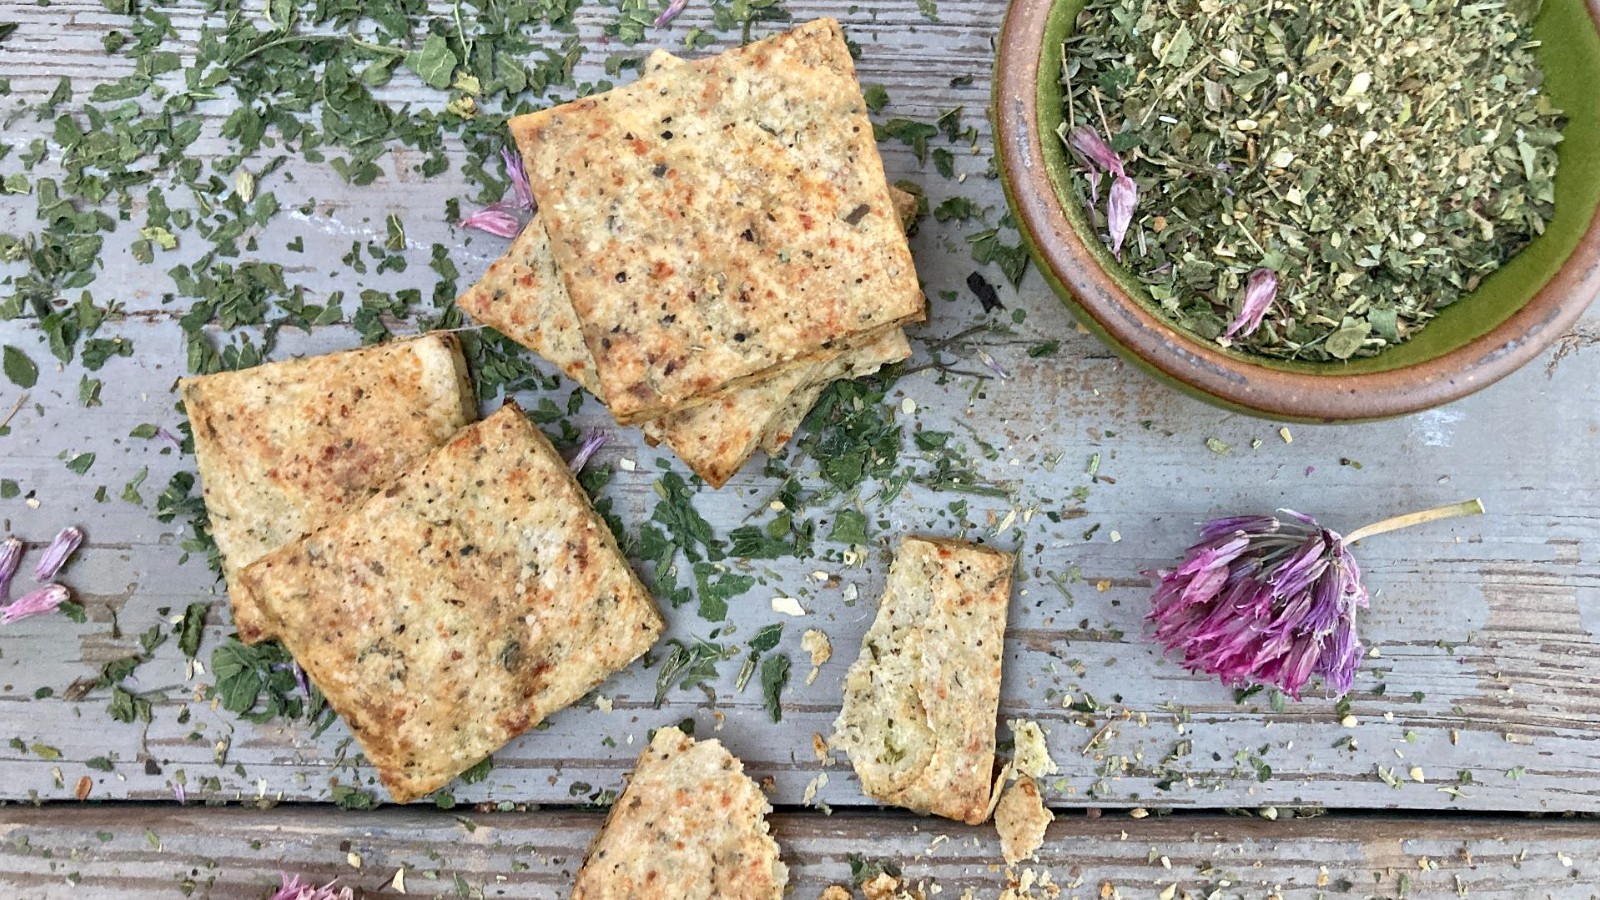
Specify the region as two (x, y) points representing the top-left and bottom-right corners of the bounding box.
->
(6, 798), (1600, 820)
(3, 803), (1600, 899)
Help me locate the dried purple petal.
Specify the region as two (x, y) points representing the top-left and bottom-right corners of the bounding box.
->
(34, 522), (84, 576)
(269, 873), (354, 900)
(1317, 619), (1365, 696)
(569, 430), (607, 474)
(0, 537), (21, 597)
(34, 526), (83, 581)
(156, 426), (183, 449)
(500, 146), (535, 211)
(1224, 268), (1279, 339)
(2, 584), (72, 624)
(975, 349), (1010, 380)
(174, 781), (186, 805)
(1107, 175), (1137, 259)
(458, 203), (523, 239)
(293, 661), (313, 700)
(1146, 512), (1366, 699)
(1066, 125), (1126, 177)
(654, 0), (689, 27)
(1198, 515), (1276, 541)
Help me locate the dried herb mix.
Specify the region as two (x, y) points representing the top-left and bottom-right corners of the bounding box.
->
(1060, 0), (1564, 360)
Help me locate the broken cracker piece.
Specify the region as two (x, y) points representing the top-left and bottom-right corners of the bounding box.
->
(571, 726), (787, 898)
(831, 536), (1014, 824)
(180, 332), (475, 644)
(242, 403), (662, 803)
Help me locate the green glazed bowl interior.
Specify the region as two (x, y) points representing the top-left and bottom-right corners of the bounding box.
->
(1020, 0), (1600, 388)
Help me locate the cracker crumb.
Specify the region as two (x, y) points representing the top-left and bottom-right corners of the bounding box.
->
(820, 887), (852, 900)
(1000, 865), (1060, 899)
(1008, 719), (1059, 779)
(803, 629), (833, 666)
(983, 762), (1016, 822)
(813, 732), (831, 763)
(802, 772), (829, 806)
(994, 776), (1053, 864)
(863, 872), (925, 900)
(803, 628), (833, 684)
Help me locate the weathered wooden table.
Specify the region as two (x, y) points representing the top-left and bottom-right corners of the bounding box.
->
(2, 0), (1598, 896)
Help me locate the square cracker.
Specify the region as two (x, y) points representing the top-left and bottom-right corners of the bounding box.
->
(178, 333), (476, 644)
(571, 726), (787, 899)
(510, 18), (924, 423)
(831, 536), (1014, 824)
(239, 403), (664, 803)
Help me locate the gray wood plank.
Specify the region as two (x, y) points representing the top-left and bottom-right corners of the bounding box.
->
(3, 805), (1599, 899)
(3, 310), (1598, 813)
(2, 0), (1600, 817)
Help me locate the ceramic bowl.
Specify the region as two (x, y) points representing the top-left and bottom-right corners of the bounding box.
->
(993, 0), (1600, 421)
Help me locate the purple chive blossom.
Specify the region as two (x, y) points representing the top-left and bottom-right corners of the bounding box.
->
(174, 781), (186, 805)
(0, 537), (21, 598)
(1146, 511), (1369, 699)
(34, 526), (84, 581)
(156, 426), (183, 449)
(2, 585), (73, 625)
(654, 0), (689, 27)
(1224, 268), (1280, 339)
(1066, 125), (1126, 178)
(269, 873), (354, 900)
(569, 430), (608, 474)
(1107, 175), (1137, 259)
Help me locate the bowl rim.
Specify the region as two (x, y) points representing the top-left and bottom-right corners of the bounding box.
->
(993, 0), (1600, 422)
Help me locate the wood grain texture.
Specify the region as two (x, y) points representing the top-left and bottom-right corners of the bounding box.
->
(2, 0), (1599, 823)
(4, 805), (1600, 899)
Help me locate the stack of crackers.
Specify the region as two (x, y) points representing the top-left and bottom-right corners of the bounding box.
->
(181, 335), (663, 803)
(458, 18), (925, 488)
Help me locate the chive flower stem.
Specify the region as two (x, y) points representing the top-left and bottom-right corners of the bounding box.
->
(1343, 498), (1484, 545)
